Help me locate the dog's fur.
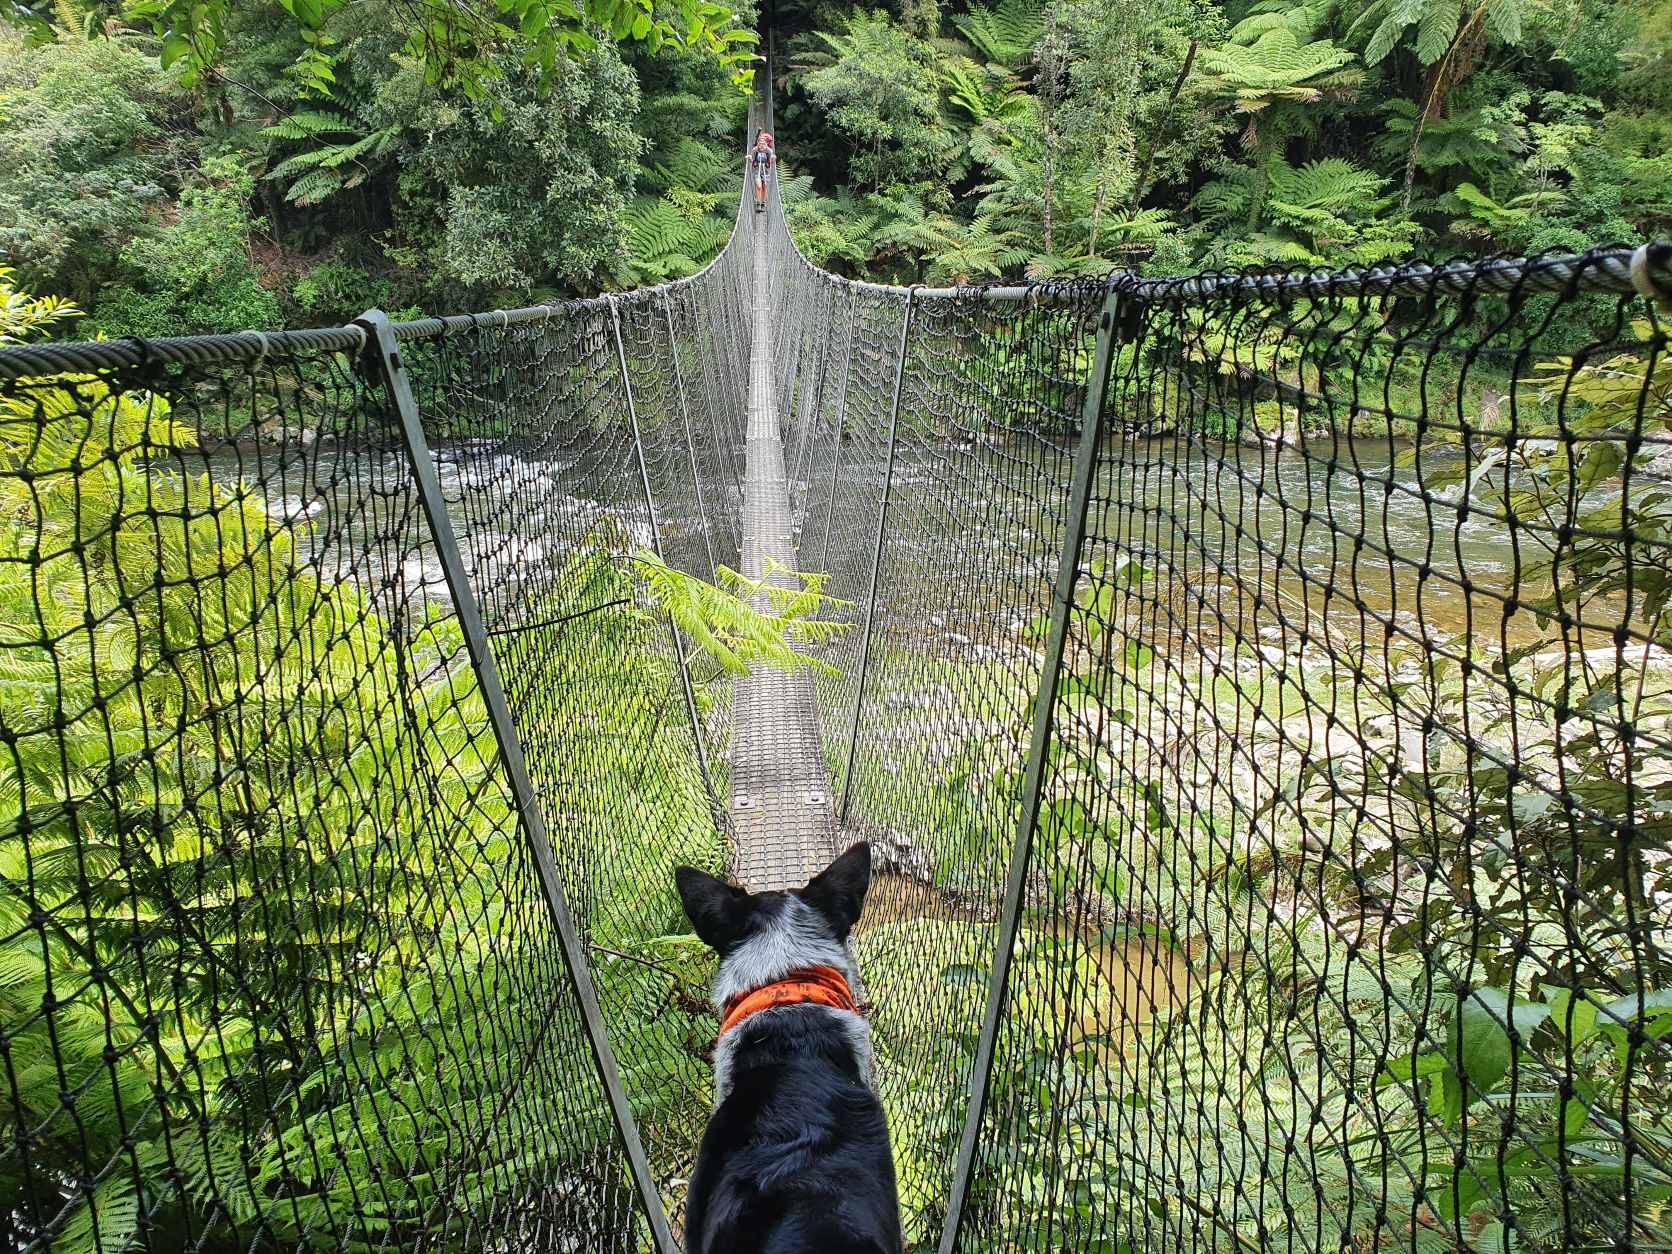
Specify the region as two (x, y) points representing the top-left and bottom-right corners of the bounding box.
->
(675, 843), (901, 1254)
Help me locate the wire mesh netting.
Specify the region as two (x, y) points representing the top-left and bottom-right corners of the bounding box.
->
(387, 220), (764, 1223)
(3, 69), (1671, 1254)
(944, 257), (1672, 1253)
(0, 340), (660, 1252)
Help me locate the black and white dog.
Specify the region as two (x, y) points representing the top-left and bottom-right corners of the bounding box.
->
(675, 842), (902, 1254)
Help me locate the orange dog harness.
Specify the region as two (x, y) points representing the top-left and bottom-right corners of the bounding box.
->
(718, 965), (859, 1037)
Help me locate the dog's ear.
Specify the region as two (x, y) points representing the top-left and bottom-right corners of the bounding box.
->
(675, 866), (755, 954)
(799, 842), (871, 941)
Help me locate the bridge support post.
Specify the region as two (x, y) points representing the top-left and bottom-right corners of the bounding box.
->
(937, 284), (1137, 1254)
(356, 309), (680, 1254)
(814, 288), (859, 572)
(609, 298), (727, 831)
(838, 287), (917, 824)
(661, 296), (719, 579)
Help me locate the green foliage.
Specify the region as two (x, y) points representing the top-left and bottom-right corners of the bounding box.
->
(262, 108), (400, 205)
(399, 47), (644, 296)
(1259, 156), (1421, 263)
(1348, 0), (1529, 67)
(615, 193), (733, 285)
(89, 157), (280, 338)
(784, 0), (1671, 284)
(118, 0), (754, 104)
(1197, 2), (1361, 133)
(0, 369), (584, 1250)
(799, 12), (954, 191)
(949, 0), (1042, 69)
(0, 32), (177, 302)
(633, 553), (850, 678)
(0, 264), (81, 343)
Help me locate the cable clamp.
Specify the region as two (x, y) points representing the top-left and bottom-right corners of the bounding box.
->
(242, 329), (271, 368)
(1630, 244), (1672, 313)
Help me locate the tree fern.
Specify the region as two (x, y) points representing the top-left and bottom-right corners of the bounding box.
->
(1200, 12), (1361, 115)
(261, 111), (398, 205)
(646, 137), (737, 195)
(1347, 0), (1529, 66)
(951, 0), (1044, 69)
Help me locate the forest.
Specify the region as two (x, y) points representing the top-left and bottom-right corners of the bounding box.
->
(1, 0), (1668, 335)
(3, 0), (1672, 1250)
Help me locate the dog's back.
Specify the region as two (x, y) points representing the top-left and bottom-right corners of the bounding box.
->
(685, 1010), (898, 1253)
(675, 845), (902, 1254)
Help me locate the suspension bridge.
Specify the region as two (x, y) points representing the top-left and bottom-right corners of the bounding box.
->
(2, 66), (1671, 1254)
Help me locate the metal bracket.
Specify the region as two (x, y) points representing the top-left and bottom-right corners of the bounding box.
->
(356, 308), (680, 1254)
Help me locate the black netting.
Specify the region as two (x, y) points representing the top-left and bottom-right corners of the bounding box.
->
(952, 263), (1672, 1252)
(0, 344), (656, 1252)
(4, 67), (1669, 1254)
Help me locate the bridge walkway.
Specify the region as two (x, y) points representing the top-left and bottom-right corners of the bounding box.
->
(726, 206), (838, 891)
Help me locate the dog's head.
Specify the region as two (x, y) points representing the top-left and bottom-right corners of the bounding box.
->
(674, 843), (871, 1005)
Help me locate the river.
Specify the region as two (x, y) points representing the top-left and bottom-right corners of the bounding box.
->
(203, 430), (1534, 650)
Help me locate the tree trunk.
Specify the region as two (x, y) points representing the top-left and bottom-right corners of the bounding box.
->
(1038, 2), (1062, 257)
(1088, 175), (1106, 259)
(1128, 39), (1197, 217)
(1042, 136), (1056, 256)
(1403, 15), (1492, 206)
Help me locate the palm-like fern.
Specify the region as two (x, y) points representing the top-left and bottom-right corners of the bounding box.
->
(1348, 0), (1527, 66)
(645, 137), (739, 196)
(1264, 157), (1416, 261)
(1372, 98), (1525, 180)
(1199, 1), (1362, 144)
(942, 57), (1032, 129)
(950, 0), (1044, 70)
(261, 110), (399, 206)
(785, 190), (884, 271)
(614, 195), (731, 285)
(873, 196), (1030, 283)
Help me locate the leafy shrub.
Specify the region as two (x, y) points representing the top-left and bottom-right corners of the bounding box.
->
(0, 33), (177, 302)
(90, 157), (280, 338)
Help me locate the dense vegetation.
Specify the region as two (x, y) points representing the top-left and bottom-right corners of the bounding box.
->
(0, 0), (755, 332)
(776, 0), (1670, 282)
(3, 0), (1667, 341)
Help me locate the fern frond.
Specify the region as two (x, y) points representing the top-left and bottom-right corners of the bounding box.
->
(260, 111), (356, 141)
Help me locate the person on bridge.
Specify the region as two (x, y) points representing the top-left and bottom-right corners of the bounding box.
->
(749, 132), (774, 213)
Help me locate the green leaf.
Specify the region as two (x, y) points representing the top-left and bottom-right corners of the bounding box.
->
(1448, 988), (1514, 1100)
(1600, 989), (1672, 1022)
(1414, 0), (1458, 65)
(285, 0), (325, 27)
(1544, 986), (1600, 1045)
(1375, 1050), (1450, 1089)
(1577, 440), (1623, 491)
(160, 33), (192, 66)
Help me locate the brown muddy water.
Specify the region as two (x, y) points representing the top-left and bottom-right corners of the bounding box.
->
(858, 874), (1190, 1049)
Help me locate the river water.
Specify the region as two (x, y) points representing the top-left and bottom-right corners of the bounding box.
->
(203, 432), (1528, 650)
